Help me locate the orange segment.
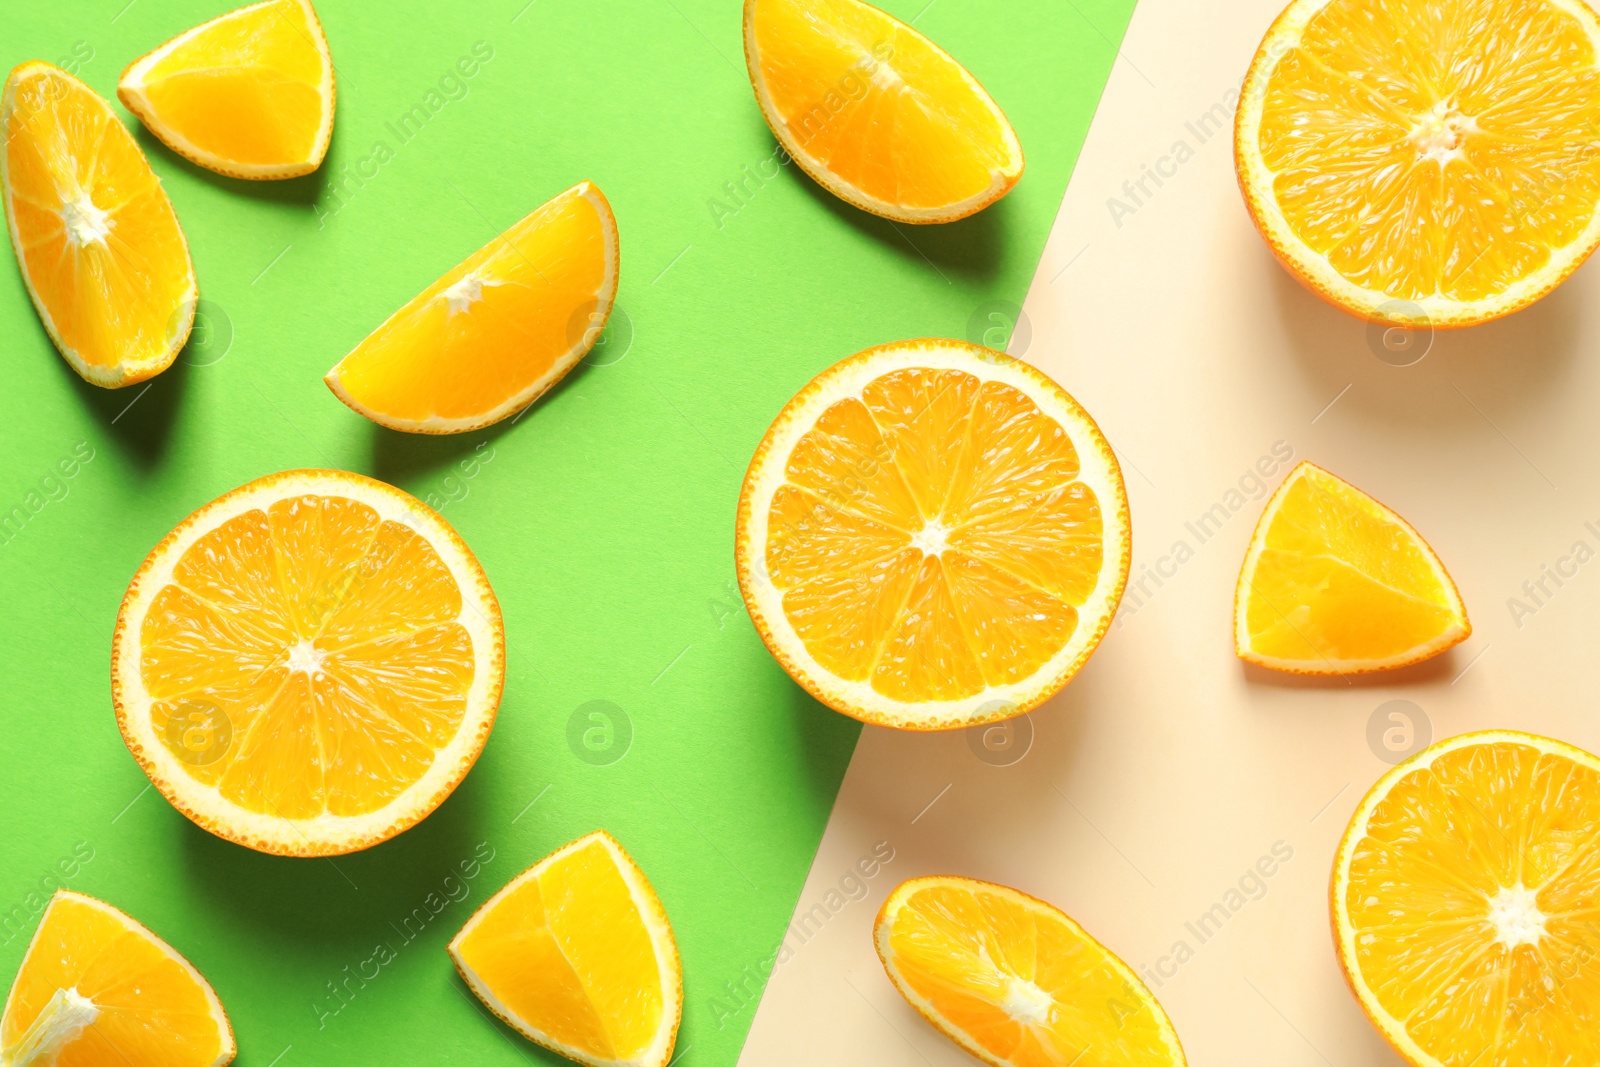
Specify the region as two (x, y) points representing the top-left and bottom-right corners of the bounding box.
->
(325, 181), (618, 434)
(1, 891), (233, 1067)
(736, 341), (1128, 730)
(1234, 461), (1470, 674)
(743, 0), (1023, 224)
(118, 0), (335, 180)
(874, 876), (1186, 1067)
(449, 831), (682, 1067)
(110, 469), (504, 856)
(1, 62), (195, 387)
(1235, 0), (1600, 326)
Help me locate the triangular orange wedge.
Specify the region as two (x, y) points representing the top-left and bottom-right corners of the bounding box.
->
(1, 891), (234, 1067)
(119, 0), (335, 180)
(325, 181), (619, 434)
(1, 62), (195, 387)
(744, 0), (1024, 224)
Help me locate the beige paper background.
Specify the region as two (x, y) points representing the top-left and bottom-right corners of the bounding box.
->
(735, 0), (1600, 1062)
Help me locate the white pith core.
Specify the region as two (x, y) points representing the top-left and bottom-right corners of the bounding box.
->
(60, 194), (111, 247)
(442, 272), (486, 315)
(285, 638), (327, 677)
(1408, 99), (1473, 166)
(911, 519), (950, 557)
(1001, 975), (1053, 1026)
(3, 987), (98, 1066)
(1488, 883), (1547, 950)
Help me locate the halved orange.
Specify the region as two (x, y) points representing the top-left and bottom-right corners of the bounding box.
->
(2, 890), (234, 1067)
(449, 831), (682, 1067)
(1334, 730), (1600, 1066)
(735, 339), (1129, 730)
(325, 181), (618, 434)
(1, 62), (195, 388)
(110, 469), (504, 856)
(743, 0), (1024, 224)
(119, 0), (335, 180)
(875, 876), (1186, 1067)
(1235, 462), (1469, 674)
(1236, 0), (1600, 327)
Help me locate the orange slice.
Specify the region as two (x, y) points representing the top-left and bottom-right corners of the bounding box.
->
(325, 181), (618, 434)
(449, 831), (682, 1067)
(1236, 0), (1600, 327)
(110, 469), (504, 856)
(875, 876), (1186, 1067)
(1234, 461), (1469, 674)
(118, 0), (335, 180)
(2, 891), (233, 1067)
(743, 0), (1024, 224)
(1333, 730), (1600, 1066)
(735, 339), (1129, 730)
(1, 62), (195, 388)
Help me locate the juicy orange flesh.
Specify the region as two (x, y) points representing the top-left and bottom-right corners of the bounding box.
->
(1, 896), (225, 1067)
(750, 0), (1015, 210)
(1343, 741), (1600, 1065)
(455, 839), (664, 1060)
(332, 189), (608, 423)
(768, 367), (1102, 703)
(1257, 0), (1600, 302)
(138, 493), (473, 820)
(886, 883), (1175, 1067)
(4, 68), (190, 370)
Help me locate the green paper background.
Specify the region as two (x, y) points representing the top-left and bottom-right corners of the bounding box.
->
(0, 1), (1134, 1063)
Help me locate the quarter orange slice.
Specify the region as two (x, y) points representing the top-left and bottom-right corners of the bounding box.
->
(1333, 730), (1600, 1066)
(1236, 0), (1600, 327)
(1, 62), (195, 388)
(111, 469), (504, 856)
(2, 891), (233, 1067)
(875, 876), (1186, 1067)
(449, 831), (682, 1067)
(325, 181), (618, 434)
(743, 0), (1024, 224)
(118, 0), (335, 180)
(1234, 462), (1469, 674)
(735, 340), (1129, 730)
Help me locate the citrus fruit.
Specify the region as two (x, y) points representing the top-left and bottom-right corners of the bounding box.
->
(875, 875), (1186, 1067)
(1234, 461), (1469, 674)
(1334, 730), (1600, 1066)
(110, 469), (504, 857)
(325, 181), (618, 434)
(1236, 0), (1600, 327)
(118, 0), (335, 180)
(1, 62), (194, 388)
(743, 0), (1024, 224)
(2, 890), (234, 1067)
(735, 339), (1129, 730)
(449, 831), (682, 1067)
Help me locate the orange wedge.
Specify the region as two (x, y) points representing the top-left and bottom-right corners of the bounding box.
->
(325, 181), (618, 434)
(1234, 462), (1469, 674)
(1236, 0), (1600, 327)
(450, 831), (682, 1067)
(735, 339), (1129, 730)
(119, 0), (335, 180)
(1, 63), (195, 388)
(875, 876), (1186, 1067)
(110, 469), (504, 856)
(2, 891), (234, 1067)
(743, 0), (1024, 224)
(1333, 730), (1600, 1066)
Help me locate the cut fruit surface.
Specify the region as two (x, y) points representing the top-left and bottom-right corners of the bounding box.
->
(743, 0), (1023, 224)
(119, 0), (335, 180)
(1236, 0), (1600, 326)
(326, 181), (618, 434)
(735, 339), (1129, 730)
(875, 876), (1186, 1067)
(1, 891), (233, 1067)
(1, 62), (195, 387)
(450, 831), (682, 1067)
(111, 469), (504, 856)
(1234, 462), (1469, 674)
(1334, 731), (1600, 1067)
